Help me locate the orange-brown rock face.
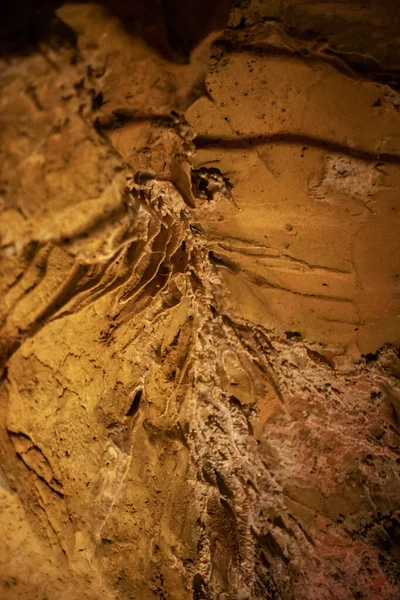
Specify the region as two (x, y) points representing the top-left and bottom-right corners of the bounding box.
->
(0, 2), (400, 599)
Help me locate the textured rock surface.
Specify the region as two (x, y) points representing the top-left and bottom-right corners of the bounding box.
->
(0, 1), (400, 599)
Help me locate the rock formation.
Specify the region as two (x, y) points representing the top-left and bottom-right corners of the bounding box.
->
(0, 1), (400, 598)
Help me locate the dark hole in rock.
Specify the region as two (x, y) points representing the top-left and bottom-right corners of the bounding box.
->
(285, 331), (302, 340)
(126, 389), (142, 417)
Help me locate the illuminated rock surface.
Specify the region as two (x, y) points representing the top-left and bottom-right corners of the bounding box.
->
(0, 1), (400, 598)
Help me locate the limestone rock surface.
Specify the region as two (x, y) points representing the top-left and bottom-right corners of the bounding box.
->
(0, 2), (400, 599)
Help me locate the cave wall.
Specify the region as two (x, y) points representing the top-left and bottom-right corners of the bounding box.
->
(0, 1), (400, 599)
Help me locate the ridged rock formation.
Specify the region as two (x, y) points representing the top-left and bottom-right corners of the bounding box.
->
(0, 2), (400, 599)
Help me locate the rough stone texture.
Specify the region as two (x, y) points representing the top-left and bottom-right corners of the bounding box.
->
(0, 1), (400, 599)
